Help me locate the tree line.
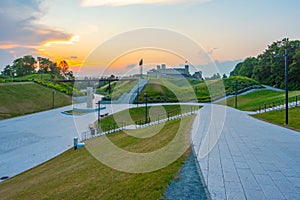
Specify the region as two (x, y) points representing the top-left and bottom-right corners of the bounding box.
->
(1, 55), (74, 79)
(230, 38), (300, 90)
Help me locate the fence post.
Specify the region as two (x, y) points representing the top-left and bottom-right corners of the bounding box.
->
(296, 96), (298, 107)
(264, 104), (266, 113)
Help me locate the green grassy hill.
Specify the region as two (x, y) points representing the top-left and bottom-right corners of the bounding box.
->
(136, 76), (261, 103)
(0, 109), (194, 199)
(0, 82), (72, 119)
(2, 73), (52, 82)
(97, 80), (138, 101)
(218, 89), (300, 111)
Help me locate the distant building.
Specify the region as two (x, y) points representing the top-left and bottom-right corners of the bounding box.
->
(147, 64), (203, 80)
(192, 71), (203, 80)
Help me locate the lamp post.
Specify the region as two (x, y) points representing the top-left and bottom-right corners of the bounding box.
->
(137, 79), (139, 107)
(144, 92), (148, 123)
(276, 49), (289, 125)
(96, 100), (101, 124)
(235, 79), (238, 109)
(52, 90), (55, 109)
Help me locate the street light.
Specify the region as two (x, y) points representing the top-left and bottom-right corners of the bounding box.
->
(144, 92), (148, 123)
(52, 90), (55, 109)
(235, 79), (238, 109)
(276, 49), (289, 125)
(96, 100), (101, 124)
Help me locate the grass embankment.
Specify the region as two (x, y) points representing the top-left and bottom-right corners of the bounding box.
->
(0, 82), (72, 119)
(136, 76), (260, 103)
(2, 73), (52, 82)
(97, 80), (138, 101)
(218, 89), (300, 111)
(254, 106), (300, 131)
(97, 104), (199, 131)
(0, 114), (195, 199)
(2, 73), (84, 96)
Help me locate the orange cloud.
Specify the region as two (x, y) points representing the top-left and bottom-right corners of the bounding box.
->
(43, 35), (80, 47)
(0, 44), (19, 49)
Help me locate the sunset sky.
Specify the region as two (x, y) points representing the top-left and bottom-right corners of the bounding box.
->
(1, 0), (300, 76)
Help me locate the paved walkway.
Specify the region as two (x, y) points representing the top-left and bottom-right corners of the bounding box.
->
(0, 104), (134, 181)
(191, 104), (300, 200)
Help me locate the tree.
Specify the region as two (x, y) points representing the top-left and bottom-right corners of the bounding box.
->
(22, 55), (36, 75)
(37, 57), (53, 73)
(230, 62), (243, 76)
(1, 65), (14, 77)
(57, 60), (74, 79)
(238, 57), (258, 78)
(49, 62), (60, 75)
(11, 55), (36, 77)
(230, 38), (300, 90)
(289, 49), (300, 90)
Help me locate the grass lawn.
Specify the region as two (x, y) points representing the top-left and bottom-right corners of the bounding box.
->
(0, 82), (72, 120)
(111, 80), (138, 100)
(97, 80), (138, 100)
(97, 104), (199, 131)
(254, 106), (300, 131)
(218, 89), (300, 111)
(136, 76), (260, 103)
(3, 73), (52, 82)
(0, 115), (195, 200)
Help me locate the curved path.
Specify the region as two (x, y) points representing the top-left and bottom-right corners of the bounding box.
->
(0, 104), (134, 181)
(2, 101), (300, 200)
(192, 104), (300, 200)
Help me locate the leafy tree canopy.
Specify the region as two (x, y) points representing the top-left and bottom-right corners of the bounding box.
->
(1, 56), (74, 79)
(230, 38), (300, 90)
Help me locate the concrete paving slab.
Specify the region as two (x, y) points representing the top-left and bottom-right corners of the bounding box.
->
(192, 104), (300, 200)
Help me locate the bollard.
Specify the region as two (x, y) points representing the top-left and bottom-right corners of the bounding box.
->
(74, 137), (78, 150)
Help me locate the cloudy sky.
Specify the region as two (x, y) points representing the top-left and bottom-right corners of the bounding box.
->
(1, 0), (300, 76)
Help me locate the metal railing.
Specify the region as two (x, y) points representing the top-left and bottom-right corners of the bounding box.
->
(80, 107), (198, 141)
(257, 95), (299, 114)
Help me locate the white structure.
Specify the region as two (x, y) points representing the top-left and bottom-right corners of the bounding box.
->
(86, 87), (93, 108)
(147, 64), (203, 80)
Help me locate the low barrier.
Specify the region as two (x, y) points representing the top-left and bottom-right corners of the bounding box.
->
(80, 108), (197, 142)
(257, 95), (299, 114)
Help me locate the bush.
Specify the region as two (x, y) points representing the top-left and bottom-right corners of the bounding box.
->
(34, 80), (84, 96)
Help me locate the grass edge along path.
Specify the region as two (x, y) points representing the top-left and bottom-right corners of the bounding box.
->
(253, 106), (300, 132)
(0, 115), (196, 200)
(97, 104), (200, 132)
(218, 89), (300, 111)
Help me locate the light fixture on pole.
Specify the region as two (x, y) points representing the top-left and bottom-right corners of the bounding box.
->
(96, 100), (101, 124)
(144, 92), (148, 123)
(276, 49), (289, 125)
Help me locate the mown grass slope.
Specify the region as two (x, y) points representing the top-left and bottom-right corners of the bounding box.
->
(218, 89), (300, 111)
(0, 82), (71, 119)
(254, 106), (300, 131)
(97, 104), (199, 131)
(0, 115), (194, 200)
(136, 76), (260, 103)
